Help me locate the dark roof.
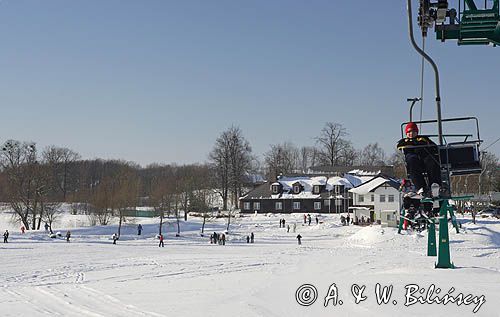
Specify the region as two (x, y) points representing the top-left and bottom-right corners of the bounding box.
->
(241, 182), (272, 199)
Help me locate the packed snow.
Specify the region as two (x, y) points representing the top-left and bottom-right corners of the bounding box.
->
(0, 211), (499, 316)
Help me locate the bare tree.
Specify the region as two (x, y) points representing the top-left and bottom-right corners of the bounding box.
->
(0, 140), (44, 230)
(209, 126), (253, 211)
(315, 122), (350, 166)
(43, 146), (81, 201)
(479, 152), (499, 197)
(338, 141), (358, 166)
(360, 143), (386, 166)
(297, 146), (319, 173)
(43, 203), (63, 234)
(150, 169), (175, 235)
(388, 150), (406, 179)
(264, 142), (299, 181)
(114, 164), (140, 238)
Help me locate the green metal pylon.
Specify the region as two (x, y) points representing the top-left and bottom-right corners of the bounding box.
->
(435, 199), (454, 269)
(398, 206), (406, 234)
(448, 206), (460, 234)
(427, 218), (437, 256)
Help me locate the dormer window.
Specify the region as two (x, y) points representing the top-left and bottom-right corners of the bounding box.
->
(313, 185), (320, 194)
(272, 185), (279, 194)
(293, 185), (300, 194)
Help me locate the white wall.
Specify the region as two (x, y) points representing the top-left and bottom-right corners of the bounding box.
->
(373, 186), (401, 213)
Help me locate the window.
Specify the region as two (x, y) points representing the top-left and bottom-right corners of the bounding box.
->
(335, 186), (341, 194)
(380, 195), (386, 203)
(324, 199), (330, 206)
(293, 202), (301, 210)
(388, 195), (395, 202)
(275, 202), (282, 210)
(243, 202), (251, 210)
(386, 214), (391, 221)
(272, 185), (279, 194)
(358, 195), (364, 203)
(253, 202), (260, 210)
(314, 202), (321, 210)
(293, 185), (300, 194)
(371, 194), (374, 202)
(313, 185), (320, 194)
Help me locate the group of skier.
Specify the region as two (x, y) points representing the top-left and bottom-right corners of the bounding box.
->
(210, 232), (226, 245)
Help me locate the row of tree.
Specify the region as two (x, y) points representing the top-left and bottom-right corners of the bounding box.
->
(1, 122), (498, 233)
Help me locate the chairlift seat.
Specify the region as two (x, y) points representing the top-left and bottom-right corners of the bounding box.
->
(438, 144), (481, 175)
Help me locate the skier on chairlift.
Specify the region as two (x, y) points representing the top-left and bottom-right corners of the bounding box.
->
(397, 122), (442, 198)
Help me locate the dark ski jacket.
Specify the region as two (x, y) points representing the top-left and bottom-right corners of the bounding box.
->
(397, 135), (438, 157)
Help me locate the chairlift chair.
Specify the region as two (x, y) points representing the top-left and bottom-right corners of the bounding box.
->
(400, 116), (483, 196)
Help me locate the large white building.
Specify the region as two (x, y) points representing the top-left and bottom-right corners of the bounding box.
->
(348, 175), (401, 226)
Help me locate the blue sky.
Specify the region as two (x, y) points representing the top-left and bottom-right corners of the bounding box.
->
(0, 0), (498, 166)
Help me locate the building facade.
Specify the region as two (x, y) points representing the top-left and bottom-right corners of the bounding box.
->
(239, 175), (355, 214)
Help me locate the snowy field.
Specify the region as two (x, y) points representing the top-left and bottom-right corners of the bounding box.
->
(0, 212), (499, 317)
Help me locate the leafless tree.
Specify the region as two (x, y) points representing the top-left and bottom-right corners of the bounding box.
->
(150, 167), (174, 235)
(42, 203), (63, 234)
(388, 150), (406, 179)
(315, 122), (350, 166)
(360, 143), (386, 166)
(338, 141), (358, 166)
(113, 164), (140, 238)
(264, 142), (299, 181)
(0, 140), (45, 230)
(43, 146), (81, 201)
(479, 152), (499, 197)
(209, 126), (253, 211)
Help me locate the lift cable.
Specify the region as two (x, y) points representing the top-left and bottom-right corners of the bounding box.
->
(482, 136), (500, 151)
(419, 36), (426, 133)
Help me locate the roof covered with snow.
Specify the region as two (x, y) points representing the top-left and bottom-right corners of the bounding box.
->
(348, 176), (400, 195)
(241, 174), (374, 200)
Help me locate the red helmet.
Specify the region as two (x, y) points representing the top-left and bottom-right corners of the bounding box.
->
(405, 122), (419, 134)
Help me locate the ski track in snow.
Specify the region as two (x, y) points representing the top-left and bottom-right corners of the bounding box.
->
(0, 213), (499, 316)
(1, 285), (162, 317)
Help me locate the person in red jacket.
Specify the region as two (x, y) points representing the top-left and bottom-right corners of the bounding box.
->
(158, 234), (164, 247)
(397, 122), (441, 196)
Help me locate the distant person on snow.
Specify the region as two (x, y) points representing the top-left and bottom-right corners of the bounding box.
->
(315, 216), (319, 225)
(66, 231), (71, 242)
(296, 234), (302, 245)
(3, 230), (9, 243)
(221, 233), (226, 246)
(246, 236), (250, 243)
(44, 222), (49, 232)
(397, 122), (441, 197)
(112, 233), (118, 245)
(307, 214), (311, 226)
(346, 214), (350, 226)
(250, 232), (254, 243)
(137, 224), (143, 236)
(287, 224), (290, 233)
(20, 226), (25, 234)
(293, 223), (296, 233)
(303, 214), (307, 224)
(158, 234), (164, 247)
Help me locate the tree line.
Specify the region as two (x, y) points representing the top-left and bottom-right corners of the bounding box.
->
(1, 122), (498, 231)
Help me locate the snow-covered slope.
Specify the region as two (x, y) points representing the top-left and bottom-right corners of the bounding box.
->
(0, 212), (498, 316)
